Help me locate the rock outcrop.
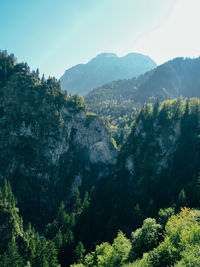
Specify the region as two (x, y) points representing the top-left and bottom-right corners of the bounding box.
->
(0, 53), (117, 224)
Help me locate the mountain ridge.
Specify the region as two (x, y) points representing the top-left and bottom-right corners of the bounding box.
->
(85, 56), (200, 129)
(60, 52), (157, 95)
(2, 51), (200, 266)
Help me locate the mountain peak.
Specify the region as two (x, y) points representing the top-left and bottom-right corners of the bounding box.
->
(60, 52), (156, 95)
(95, 53), (117, 58)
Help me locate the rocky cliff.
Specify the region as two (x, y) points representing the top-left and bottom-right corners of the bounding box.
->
(0, 51), (117, 225)
(118, 98), (200, 211)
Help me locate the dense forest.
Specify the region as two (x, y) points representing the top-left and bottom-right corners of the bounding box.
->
(1, 51), (200, 266)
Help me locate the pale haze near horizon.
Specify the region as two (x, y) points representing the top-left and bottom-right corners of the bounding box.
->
(130, 0), (200, 65)
(1, 0), (200, 78)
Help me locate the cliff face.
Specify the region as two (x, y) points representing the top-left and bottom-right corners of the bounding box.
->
(60, 53), (156, 95)
(123, 116), (181, 180)
(61, 108), (117, 165)
(0, 53), (117, 224)
(117, 98), (200, 211)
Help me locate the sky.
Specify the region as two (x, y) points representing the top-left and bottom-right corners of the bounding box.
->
(1, 0), (200, 78)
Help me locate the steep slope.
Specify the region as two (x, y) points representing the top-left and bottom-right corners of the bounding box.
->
(85, 57), (200, 128)
(0, 51), (117, 226)
(86, 57), (200, 104)
(60, 53), (157, 95)
(2, 51), (200, 267)
(133, 57), (200, 102)
(119, 98), (200, 209)
(66, 98), (200, 253)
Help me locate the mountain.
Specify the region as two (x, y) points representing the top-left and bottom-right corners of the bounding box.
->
(2, 51), (200, 267)
(86, 57), (200, 104)
(0, 50), (117, 226)
(85, 57), (200, 128)
(74, 98), (200, 252)
(60, 52), (157, 95)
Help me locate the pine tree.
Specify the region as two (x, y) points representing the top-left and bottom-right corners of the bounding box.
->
(46, 241), (58, 267)
(177, 189), (187, 208)
(36, 68), (40, 79)
(2, 239), (24, 267)
(153, 98), (160, 118)
(74, 241), (85, 263)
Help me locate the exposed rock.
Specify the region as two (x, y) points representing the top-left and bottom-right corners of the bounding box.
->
(71, 173), (82, 194)
(125, 155), (135, 175)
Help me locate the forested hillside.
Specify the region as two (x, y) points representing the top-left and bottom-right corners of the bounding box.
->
(1, 51), (200, 267)
(85, 57), (200, 130)
(0, 50), (117, 226)
(72, 207), (200, 267)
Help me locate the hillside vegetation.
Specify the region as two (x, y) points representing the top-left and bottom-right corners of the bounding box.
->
(1, 51), (200, 266)
(85, 57), (200, 131)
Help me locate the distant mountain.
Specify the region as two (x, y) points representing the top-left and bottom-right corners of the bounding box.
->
(85, 57), (200, 105)
(60, 53), (157, 95)
(85, 57), (200, 129)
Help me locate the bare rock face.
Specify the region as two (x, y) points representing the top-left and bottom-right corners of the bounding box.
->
(0, 100), (117, 180)
(61, 109), (117, 165)
(125, 155), (135, 175)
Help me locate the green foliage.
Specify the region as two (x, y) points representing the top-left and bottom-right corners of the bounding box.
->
(147, 237), (178, 267)
(0, 51), (89, 227)
(44, 189), (90, 266)
(72, 208), (200, 267)
(130, 218), (162, 260)
(3, 52), (200, 267)
(130, 208), (200, 267)
(74, 242), (85, 263)
(158, 207), (175, 227)
(0, 180), (23, 253)
(86, 99), (138, 146)
(0, 50), (16, 87)
(85, 57), (200, 145)
(72, 231), (131, 267)
(1, 239), (24, 267)
(90, 242), (114, 267)
(86, 99), (139, 128)
(174, 244), (200, 267)
(0, 180), (60, 267)
(112, 231), (132, 266)
(67, 94), (86, 110)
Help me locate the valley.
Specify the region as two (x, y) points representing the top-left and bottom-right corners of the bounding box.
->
(1, 50), (200, 266)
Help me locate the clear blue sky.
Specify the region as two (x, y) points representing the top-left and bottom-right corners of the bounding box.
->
(1, 0), (199, 78)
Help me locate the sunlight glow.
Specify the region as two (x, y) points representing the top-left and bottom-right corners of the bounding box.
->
(130, 0), (200, 65)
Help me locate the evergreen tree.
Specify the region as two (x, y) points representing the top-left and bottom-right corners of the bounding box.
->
(1, 239), (24, 267)
(36, 68), (40, 79)
(74, 241), (85, 263)
(177, 189), (187, 208)
(153, 98), (160, 118)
